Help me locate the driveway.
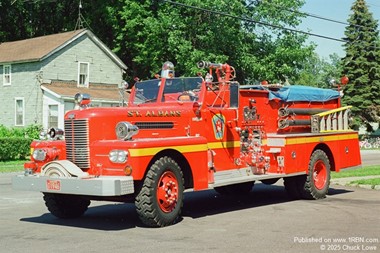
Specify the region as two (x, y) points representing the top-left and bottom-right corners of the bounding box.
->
(0, 172), (379, 253)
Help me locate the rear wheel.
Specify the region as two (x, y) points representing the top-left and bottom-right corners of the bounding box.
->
(43, 193), (90, 218)
(284, 149), (330, 200)
(301, 149), (331, 199)
(135, 156), (184, 227)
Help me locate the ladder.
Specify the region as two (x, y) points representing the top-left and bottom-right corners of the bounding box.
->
(311, 106), (352, 133)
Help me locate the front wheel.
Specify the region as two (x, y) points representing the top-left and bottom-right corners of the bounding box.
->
(135, 156), (184, 227)
(43, 193), (90, 218)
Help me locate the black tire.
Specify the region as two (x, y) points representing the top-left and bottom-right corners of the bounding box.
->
(43, 193), (90, 218)
(214, 181), (254, 195)
(135, 156), (184, 227)
(284, 149), (330, 200)
(301, 149), (331, 199)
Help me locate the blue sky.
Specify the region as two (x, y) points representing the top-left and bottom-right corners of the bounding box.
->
(300, 0), (380, 59)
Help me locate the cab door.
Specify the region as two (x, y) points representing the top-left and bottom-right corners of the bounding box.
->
(205, 82), (241, 172)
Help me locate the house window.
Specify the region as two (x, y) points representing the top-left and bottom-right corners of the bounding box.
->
(3, 65), (11, 85)
(15, 98), (24, 126)
(78, 62), (89, 87)
(48, 105), (58, 128)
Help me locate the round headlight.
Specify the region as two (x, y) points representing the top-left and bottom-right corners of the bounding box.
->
(115, 122), (139, 140)
(117, 151), (128, 163)
(109, 150), (118, 163)
(32, 149), (47, 161)
(109, 150), (128, 163)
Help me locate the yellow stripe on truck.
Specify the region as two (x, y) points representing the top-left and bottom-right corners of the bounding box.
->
(130, 134), (358, 157)
(285, 133), (358, 145)
(129, 144), (208, 157)
(129, 141), (240, 157)
(207, 141), (240, 149)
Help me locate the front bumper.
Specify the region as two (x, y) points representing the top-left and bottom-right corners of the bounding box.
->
(12, 174), (134, 196)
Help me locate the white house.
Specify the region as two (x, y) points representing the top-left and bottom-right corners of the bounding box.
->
(0, 29), (128, 130)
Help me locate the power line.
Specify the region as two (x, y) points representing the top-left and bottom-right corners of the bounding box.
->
(12, 0), (57, 3)
(273, 1), (378, 33)
(162, 0), (380, 53)
(258, 0), (379, 49)
(257, 0), (353, 27)
(162, 0), (345, 43)
(258, 0), (379, 34)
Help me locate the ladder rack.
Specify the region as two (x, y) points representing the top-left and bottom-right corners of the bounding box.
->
(311, 106), (352, 133)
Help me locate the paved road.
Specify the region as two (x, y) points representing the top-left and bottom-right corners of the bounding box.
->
(1, 172), (379, 253)
(360, 149), (380, 166)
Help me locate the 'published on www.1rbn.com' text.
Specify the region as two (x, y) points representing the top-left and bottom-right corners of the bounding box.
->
(293, 236), (379, 251)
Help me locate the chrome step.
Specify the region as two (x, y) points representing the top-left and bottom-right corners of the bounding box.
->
(210, 168), (305, 188)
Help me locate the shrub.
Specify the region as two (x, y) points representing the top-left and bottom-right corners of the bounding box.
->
(24, 124), (42, 139)
(0, 137), (32, 161)
(0, 125), (42, 161)
(0, 124), (41, 139)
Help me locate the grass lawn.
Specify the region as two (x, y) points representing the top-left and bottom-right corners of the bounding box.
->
(331, 165), (380, 179)
(0, 160), (26, 173)
(350, 178), (380, 188)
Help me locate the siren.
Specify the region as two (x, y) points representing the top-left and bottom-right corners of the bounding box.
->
(161, 61), (175, 78)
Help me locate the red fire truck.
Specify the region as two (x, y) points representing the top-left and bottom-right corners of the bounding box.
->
(12, 61), (361, 227)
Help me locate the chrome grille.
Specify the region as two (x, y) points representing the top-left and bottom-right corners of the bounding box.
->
(64, 119), (90, 169)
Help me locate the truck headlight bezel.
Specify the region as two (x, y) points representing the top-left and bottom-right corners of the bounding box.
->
(109, 150), (129, 163)
(32, 149), (47, 162)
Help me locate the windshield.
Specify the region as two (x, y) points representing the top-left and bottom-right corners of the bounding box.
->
(131, 77), (203, 104)
(133, 79), (161, 104)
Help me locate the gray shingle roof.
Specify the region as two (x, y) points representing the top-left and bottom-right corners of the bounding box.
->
(0, 30), (85, 64)
(0, 29), (127, 70)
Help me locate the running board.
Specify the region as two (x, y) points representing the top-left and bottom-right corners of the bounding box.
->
(210, 168), (305, 188)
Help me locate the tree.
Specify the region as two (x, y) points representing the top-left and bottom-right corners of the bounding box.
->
(1, 0), (314, 85)
(295, 53), (343, 88)
(341, 0), (380, 131)
(241, 0), (314, 83)
(0, 1), (116, 45)
(0, 0), (31, 42)
(112, 0), (314, 82)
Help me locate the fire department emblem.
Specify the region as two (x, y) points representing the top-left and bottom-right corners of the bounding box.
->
(212, 114), (225, 140)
